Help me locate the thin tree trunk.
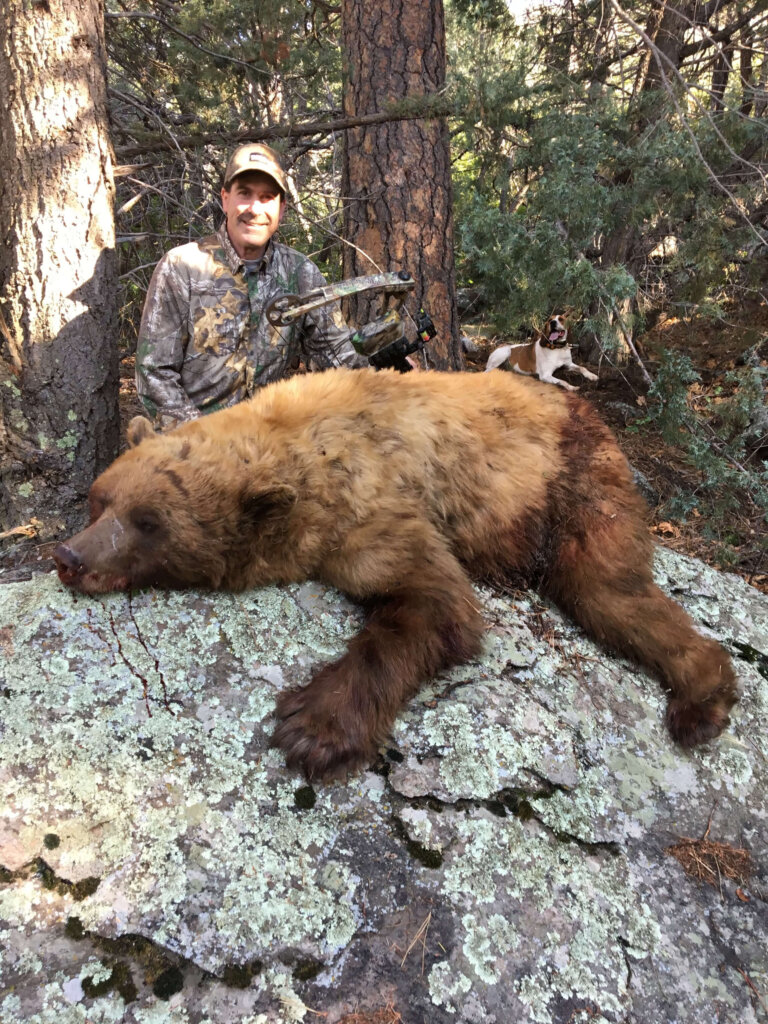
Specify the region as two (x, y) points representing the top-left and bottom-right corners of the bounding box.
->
(740, 32), (754, 115)
(341, 0), (461, 370)
(711, 43), (734, 110)
(641, 0), (692, 95)
(0, 0), (118, 536)
(596, 0), (699, 365)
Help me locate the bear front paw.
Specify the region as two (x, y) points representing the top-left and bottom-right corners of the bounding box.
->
(271, 685), (377, 781)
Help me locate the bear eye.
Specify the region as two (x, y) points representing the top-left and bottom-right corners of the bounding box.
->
(131, 509), (161, 535)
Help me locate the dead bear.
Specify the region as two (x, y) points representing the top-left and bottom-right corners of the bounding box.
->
(54, 367), (737, 779)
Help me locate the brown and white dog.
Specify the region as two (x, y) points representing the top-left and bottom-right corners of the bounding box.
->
(485, 315), (598, 391)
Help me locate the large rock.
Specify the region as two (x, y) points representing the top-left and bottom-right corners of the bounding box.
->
(0, 549), (766, 1023)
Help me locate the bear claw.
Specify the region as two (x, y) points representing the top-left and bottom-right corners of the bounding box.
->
(272, 686), (376, 781)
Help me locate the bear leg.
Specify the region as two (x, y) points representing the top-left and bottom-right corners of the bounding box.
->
(546, 534), (737, 747)
(272, 528), (485, 779)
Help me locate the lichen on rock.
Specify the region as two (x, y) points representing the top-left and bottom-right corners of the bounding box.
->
(1, 554), (766, 1022)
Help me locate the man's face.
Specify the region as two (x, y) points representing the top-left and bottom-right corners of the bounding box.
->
(221, 171), (285, 259)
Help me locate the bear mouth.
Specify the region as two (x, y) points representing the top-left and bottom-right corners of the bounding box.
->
(56, 565), (131, 594)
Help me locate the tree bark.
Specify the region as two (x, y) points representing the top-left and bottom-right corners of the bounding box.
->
(0, 0), (118, 537)
(641, 0), (692, 95)
(341, 0), (462, 370)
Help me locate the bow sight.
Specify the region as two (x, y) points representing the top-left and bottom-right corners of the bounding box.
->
(265, 270), (436, 372)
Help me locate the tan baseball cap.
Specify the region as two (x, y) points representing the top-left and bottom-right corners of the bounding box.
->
(222, 143), (289, 196)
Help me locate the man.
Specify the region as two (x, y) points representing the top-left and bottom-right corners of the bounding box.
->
(136, 143), (364, 430)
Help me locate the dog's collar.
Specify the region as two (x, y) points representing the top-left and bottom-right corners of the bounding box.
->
(539, 333), (569, 350)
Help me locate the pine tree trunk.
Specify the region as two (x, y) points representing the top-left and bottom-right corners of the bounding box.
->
(0, 0), (118, 537)
(341, 0), (462, 370)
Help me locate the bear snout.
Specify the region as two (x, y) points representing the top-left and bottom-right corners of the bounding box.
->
(53, 516), (135, 593)
(53, 542), (85, 586)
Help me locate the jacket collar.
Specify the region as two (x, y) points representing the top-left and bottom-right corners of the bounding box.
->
(216, 224), (276, 275)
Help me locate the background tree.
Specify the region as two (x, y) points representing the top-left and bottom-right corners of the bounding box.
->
(341, 0), (461, 369)
(448, 0), (767, 358)
(0, 0), (118, 536)
(107, 0), (464, 367)
(0, 0), (763, 577)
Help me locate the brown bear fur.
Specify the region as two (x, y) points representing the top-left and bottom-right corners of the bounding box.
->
(54, 368), (737, 779)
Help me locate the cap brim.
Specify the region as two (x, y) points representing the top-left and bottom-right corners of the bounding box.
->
(227, 160), (287, 195)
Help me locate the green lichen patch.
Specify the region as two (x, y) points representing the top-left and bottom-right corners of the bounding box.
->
(429, 812), (661, 1020)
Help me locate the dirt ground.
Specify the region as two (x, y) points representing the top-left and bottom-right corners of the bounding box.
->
(2, 306), (766, 595)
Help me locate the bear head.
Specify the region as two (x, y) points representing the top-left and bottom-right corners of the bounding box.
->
(53, 418), (296, 594)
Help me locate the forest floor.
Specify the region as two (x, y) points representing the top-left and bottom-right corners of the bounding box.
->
(1, 305), (766, 595)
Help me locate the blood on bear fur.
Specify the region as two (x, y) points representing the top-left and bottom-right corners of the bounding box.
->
(54, 368), (737, 779)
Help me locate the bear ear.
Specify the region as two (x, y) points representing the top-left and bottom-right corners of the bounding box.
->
(127, 416), (156, 448)
(240, 482), (297, 530)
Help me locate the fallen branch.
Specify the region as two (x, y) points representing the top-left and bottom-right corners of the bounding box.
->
(0, 519), (42, 542)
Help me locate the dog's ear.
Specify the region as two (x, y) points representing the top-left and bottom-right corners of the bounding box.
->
(127, 416), (156, 448)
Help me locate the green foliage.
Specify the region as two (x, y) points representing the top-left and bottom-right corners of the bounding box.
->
(640, 349), (768, 547)
(446, 0), (768, 346)
(456, 189), (636, 333)
(644, 350), (701, 446)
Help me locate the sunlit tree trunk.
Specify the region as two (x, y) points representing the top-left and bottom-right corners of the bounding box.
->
(341, 0), (461, 370)
(0, 0), (118, 536)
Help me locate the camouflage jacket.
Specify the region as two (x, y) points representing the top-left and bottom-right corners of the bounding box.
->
(136, 226), (364, 428)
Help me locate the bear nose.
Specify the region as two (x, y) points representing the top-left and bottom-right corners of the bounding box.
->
(52, 543), (84, 584)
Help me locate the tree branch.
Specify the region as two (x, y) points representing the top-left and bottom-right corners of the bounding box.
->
(679, 2), (768, 59)
(606, 0), (768, 246)
(114, 98), (453, 160)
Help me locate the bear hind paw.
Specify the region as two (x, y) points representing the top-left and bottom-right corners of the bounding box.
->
(666, 696), (733, 749)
